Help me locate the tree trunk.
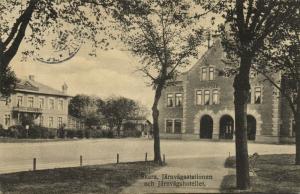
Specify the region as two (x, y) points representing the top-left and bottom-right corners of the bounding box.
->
(233, 56), (251, 190)
(117, 122), (122, 137)
(295, 78), (300, 165)
(152, 83), (164, 164)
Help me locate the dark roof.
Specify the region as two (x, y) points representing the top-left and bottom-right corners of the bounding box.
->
(15, 78), (71, 97)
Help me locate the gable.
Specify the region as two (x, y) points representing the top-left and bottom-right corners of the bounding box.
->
(16, 81), (39, 91)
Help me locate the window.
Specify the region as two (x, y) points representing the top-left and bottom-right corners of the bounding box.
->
(58, 99), (63, 110)
(209, 67), (214, 80)
(4, 114), (10, 126)
(58, 117), (63, 128)
(212, 89), (219, 104)
(196, 90), (202, 105)
(39, 98), (44, 108)
(39, 116), (44, 126)
(254, 87), (262, 104)
(167, 94), (173, 107)
(28, 97), (34, 108)
(202, 67), (207, 80)
(174, 120), (182, 134)
(166, 120), (173, 133)
(49, 117), (54, 128)
(49, 99), (55, 110)
(204, 90), (210, 105)
(17, 96), (23, 106)
(175, 93), (182, 107)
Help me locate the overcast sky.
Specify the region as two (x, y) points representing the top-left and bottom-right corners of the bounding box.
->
(11, 45), (158, 108)
(9, 3), (218, 111)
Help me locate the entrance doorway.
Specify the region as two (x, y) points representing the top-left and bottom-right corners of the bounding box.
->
(219, 115), (234, 139)
(200, 115), (213, 139)
(247, 115), (256, 140)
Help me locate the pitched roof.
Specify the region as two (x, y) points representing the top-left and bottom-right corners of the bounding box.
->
(15, 78), (71, 97)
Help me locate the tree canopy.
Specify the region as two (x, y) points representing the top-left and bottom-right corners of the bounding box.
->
(0, 0), (135, 97)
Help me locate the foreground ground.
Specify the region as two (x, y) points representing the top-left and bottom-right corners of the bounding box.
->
(0, 138), (294, 174)
(0, 161), (160, 194)
(221, 154), (300, 194)
(0, 139), (296, 193)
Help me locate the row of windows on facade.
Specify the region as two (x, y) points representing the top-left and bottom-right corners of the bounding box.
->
(167, 86), (262, 107)
(14, 96), (64, 110)
(165, 118), (296, 138)
(40, 116), (64, 128)
(200, 66), (258, 81)
(3, 115), (64, 128)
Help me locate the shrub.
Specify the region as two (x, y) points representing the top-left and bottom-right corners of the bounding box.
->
(89, 129), (103, 138)
(76, 130), (84, 138)
(48, 129), (56, 139)
(102, 130), (114, 138)
(57, 128), (66, 138)
(0, 129), (7, 137)
(28, 125), (50, 139)
(65, 130), (76, 138)
(123, 129), (142, 138)
(8, 125), (26, 138)
(84, 129), (91, 138)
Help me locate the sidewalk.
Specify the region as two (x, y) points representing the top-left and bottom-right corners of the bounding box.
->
(122, 156), (232, 193)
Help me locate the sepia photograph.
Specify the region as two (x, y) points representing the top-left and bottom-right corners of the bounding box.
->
(0, 0), (299, 193)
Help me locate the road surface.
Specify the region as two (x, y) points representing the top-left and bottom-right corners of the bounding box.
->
(0, 138), (294, 174)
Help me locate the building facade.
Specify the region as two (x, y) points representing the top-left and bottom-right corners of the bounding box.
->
(0, 75), (83, 130)
(158, 39), (295, 144)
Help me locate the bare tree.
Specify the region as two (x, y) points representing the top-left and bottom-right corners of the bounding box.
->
(251, 6), (300, 164)
(113, 0), (209, 164)
(216, 0), (297, 189)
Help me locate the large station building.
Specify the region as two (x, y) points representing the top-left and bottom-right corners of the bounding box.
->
(158, 39), (295, 143)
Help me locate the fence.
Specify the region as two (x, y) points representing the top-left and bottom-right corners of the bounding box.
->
(29, 152), (166, 171)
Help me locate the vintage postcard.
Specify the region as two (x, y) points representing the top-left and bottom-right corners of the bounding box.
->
(0, 0), (299, 193)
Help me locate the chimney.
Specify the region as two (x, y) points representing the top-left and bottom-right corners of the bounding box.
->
(29, 75), (35, 81)
(62, 83), (68, 94)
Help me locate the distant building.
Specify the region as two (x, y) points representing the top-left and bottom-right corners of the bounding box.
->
(158, 39), (295, 144)
(121, 119), (152, 137)
(0, 75), (84, 130)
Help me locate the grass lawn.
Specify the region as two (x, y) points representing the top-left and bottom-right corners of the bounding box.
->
(221, 154), (300, 194)
(0, 161), (161, 194)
